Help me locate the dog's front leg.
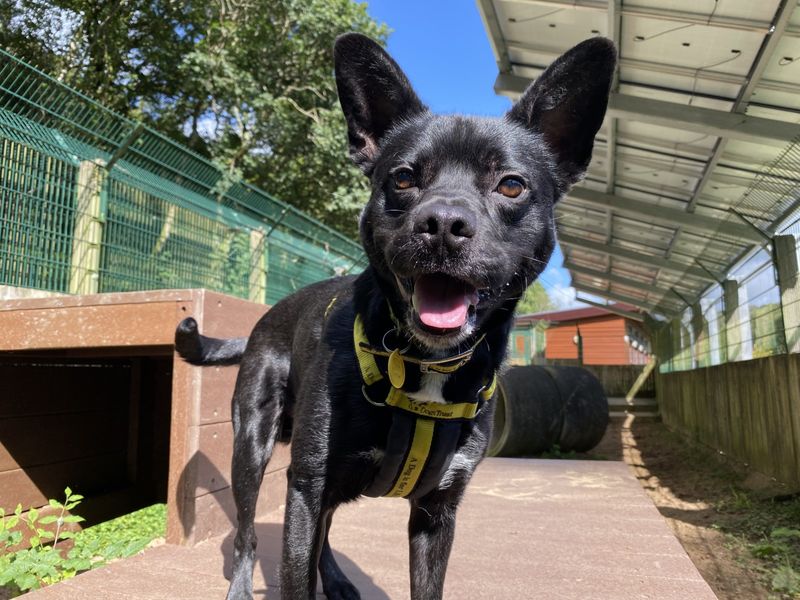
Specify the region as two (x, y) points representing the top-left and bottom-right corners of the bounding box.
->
(281, 473), (328, 599)
(407, 492), (461, 600)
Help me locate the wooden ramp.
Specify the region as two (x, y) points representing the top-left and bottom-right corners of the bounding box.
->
(26, 458), (716, 599)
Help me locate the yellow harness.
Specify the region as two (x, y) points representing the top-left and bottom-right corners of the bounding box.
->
(351, 313), (496, 498)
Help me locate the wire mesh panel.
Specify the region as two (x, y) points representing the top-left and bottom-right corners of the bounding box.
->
(778, 216), (800, 352)
(657, 245), (791, 373)
(0, 137), (77, 292)
(731, 249), (786, 360)
(698, 285), (725, 368)
(100, 177), (249, 297)
(0, 49), (365, 303)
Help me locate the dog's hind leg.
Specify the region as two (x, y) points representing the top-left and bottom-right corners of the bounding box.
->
(225, 351), (287, 600)
(319, 511), (360, 600)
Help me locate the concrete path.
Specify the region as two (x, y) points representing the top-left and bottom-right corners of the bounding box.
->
(27, 458), (717, 599)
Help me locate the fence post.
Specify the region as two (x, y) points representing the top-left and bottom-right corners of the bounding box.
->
(249, 229), (267, 303)
(68, 160), (106, 295)
(722, 279), (743, 361)
(774, 234), (800, 353)
(690, 302), (708, 367)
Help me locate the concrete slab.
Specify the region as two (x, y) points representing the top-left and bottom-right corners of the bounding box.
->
(26, 458), (717, 599)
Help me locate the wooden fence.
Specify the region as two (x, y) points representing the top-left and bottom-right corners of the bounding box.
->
(542, 360), (655, 397)
(657, 353), (800, 488)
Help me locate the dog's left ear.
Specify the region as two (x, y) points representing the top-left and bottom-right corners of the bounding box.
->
(334, 33), (427, 174)
(508, 37), (616, 188)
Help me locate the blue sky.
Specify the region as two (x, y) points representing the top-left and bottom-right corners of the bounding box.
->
(365, 0), (580, 308)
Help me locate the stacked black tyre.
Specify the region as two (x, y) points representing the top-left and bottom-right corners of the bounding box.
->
(488, 365), (609, 457)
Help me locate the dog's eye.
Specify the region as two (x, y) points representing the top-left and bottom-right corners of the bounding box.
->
(497, 177), (525, 198)
(393, 169), (415, 190)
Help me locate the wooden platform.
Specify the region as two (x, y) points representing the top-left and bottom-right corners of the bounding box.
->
(26, 458), (717, 600)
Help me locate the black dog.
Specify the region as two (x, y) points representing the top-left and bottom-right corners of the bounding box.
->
(176, 33), (615, 600)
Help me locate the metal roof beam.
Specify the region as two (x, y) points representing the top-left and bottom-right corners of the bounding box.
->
(565, 260), (675, 296)
(608, 94), (799, 145)
(505, 1), (774, 34)
(571, 282), (661, 313)
(565, 187), (763, 243)
(476, 0), (512, 73)
(613, 133), (712, 161)
(506, 42), (751, 89)
(604, 0), (621, 243)
(574, 295), (645, 322)
(593, 150), (703, 179)
(685, 0), (796, 213)
(494, 76), (800, 144)
(558, 232), (717, 281)
(736, 0), (795, 112)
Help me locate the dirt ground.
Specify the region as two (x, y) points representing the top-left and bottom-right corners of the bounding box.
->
(586, 416), (800, 600)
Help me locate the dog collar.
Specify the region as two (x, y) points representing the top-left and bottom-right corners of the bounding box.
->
(354, 312), (487, 384)
(352, 313), (496, 499)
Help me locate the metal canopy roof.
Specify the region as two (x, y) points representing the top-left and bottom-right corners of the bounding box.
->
(477, 0), (800, 316)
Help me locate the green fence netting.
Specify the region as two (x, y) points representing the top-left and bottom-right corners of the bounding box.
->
(0, 48), (366, 303)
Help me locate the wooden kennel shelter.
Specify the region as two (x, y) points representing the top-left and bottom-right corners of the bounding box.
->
(0, 289), (289, 545)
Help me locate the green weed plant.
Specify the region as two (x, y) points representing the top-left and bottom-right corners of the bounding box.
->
(0, 488), (166, 597)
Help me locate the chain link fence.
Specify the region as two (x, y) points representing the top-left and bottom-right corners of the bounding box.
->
(0, 49), (366, 305)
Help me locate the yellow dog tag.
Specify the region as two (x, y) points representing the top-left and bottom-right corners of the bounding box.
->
(388, 350), (405, 389)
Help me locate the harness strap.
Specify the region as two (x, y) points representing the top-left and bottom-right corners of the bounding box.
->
(385, 417), (435, 497)
(386, 387), (481, 420)
(353, 312), (383, 385)
(347, 311), (496, 500)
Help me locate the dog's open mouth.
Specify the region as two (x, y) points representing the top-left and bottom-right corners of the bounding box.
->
(410, 274), (479, 334)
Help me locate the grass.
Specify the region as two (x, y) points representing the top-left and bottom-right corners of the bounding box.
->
(1, 495), (166, 597)
(70, 503), (166, 564)
(699, 462), (800, 599)
(717, 496), (800, 598)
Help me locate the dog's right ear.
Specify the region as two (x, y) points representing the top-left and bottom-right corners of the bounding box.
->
(334, 33), (426, 174)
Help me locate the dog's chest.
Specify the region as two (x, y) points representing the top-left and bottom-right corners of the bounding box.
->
(406, 371), (448, 404)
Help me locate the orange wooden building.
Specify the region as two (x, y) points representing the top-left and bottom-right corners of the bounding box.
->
(521, 305), (651, 366)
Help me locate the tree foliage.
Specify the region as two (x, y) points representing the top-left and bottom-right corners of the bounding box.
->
(516, 281), (554, 315)
(0, 0), (387, 237)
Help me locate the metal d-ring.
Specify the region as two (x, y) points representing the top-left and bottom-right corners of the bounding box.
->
(381, 329), (411, 354)
(361, 385), (386, 407)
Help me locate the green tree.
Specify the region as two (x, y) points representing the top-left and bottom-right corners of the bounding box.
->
(172, 0), (387, 237)
(0, 0), (205, 116)
(516, 281), (554, 314)
(0, 0), (387, 238)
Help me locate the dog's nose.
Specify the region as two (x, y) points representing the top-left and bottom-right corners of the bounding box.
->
(413, 203), (476, 248)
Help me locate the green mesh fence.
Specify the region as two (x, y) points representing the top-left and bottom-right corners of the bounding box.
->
(654, 248), (789, 374)
(0, 49), (365, 303)
(651, 109), (800, 373)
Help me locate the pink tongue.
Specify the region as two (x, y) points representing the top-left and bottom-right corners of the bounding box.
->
(413, 275), (475, 329)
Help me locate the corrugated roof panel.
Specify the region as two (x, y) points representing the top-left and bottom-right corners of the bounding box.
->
(612, 235), (670, 256)
(618, 63), (742, 100)
(756, 27), (800, 87)
(479, 0), (800, 314)
(618, 82), (734, 111)
(747, 91), (800, 115)
(630, 0), (779, 22)
(621, 19), (761, 77)
(495, 1), (607, 45)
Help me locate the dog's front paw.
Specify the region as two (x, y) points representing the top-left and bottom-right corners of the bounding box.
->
(323, 579), (361, 600)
